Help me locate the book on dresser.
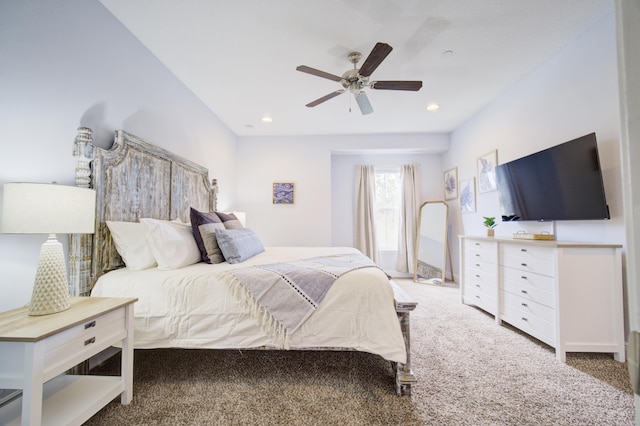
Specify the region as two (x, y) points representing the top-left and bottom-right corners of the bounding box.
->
(459, 235), (625, 363)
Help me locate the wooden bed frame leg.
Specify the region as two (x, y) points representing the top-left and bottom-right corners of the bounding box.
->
(390, 279), (418, 396)
(395, 310), (417, 396)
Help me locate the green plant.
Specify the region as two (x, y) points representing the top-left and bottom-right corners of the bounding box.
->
(483, 216), (497, 229)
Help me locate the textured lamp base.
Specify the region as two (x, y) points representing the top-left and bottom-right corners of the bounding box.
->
(28, 235), (71, 316)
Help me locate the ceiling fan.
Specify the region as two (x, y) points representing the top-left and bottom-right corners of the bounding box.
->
(296, 42), (422, 115)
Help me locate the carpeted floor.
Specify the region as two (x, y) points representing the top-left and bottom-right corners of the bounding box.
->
(85, 280), (635, 425)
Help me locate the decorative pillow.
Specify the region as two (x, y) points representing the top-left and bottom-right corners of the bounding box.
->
(199, 222), (226, 264)
(140, 218), (201, 270)
(190, 208), (223, 263)
(215, 228), (265, 264)
(216, 211), (244, 230)
(105, 221), (157, 270)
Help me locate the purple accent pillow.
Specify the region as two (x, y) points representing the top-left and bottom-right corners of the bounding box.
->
(216, 211), (244, 230)
(190, 208), (223, 264)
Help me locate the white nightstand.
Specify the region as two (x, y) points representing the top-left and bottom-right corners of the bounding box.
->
(0, 297), (137, 425)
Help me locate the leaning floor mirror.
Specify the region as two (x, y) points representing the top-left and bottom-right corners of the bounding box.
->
(414, 201), (452, 285)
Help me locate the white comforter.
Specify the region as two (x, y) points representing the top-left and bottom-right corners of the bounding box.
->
(91, 247), (406, 363)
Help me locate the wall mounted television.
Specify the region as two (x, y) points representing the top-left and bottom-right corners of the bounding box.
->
(495, 132), (610, 222)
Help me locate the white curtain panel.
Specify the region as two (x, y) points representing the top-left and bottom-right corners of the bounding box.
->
(354, 165), (379, 263)
(395, 164), (419, 273)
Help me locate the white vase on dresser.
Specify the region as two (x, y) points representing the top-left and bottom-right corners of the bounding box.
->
(459, 235), (625, 362)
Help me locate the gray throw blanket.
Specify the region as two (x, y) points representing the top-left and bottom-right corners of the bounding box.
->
(220, 252), (381, 348)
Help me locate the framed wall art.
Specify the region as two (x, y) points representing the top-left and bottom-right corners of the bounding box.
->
(444, 167), (458, 200)
(273, 182), (294, 204)
(460, 177), (476, 213)
(477, 150), (497, 193)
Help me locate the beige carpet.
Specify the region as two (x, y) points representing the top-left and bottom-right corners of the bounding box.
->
(85, 280), (635, 425)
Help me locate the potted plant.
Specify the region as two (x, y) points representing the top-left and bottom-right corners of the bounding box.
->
(483, 216), (497, 237)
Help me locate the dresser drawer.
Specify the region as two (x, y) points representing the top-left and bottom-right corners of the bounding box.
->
(501, 243), (554, 261)
(465, 267), (496, 294)
(501, 266), (556, 298)
(464, 286), (496, 314)
(501, 253), (555, 277)
(502, 290), (555, 325)
(465, 239), (497, 263)
(464, 239), (497, 255)
(501, 303), (556, 346)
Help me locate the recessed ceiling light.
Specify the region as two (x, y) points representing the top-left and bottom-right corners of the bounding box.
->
(442, 50), (454, 57)
(426, 103), (440, 112)
(261, 116), (273, 123)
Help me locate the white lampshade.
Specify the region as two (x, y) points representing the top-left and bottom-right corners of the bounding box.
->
(1, 183), (96, 315)
(1, 183), (96, 234)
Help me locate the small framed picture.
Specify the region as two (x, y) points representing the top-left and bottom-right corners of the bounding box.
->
(477, 150), (498, 193)
(444, 167), (458, 200)
(273, 182), (294, 204)
(460, 178), (476, 213)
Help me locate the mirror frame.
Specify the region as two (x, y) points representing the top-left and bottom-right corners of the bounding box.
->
(414, 200), (450, 284)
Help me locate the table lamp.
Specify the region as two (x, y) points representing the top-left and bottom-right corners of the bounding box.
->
(1, 183), (96, 315)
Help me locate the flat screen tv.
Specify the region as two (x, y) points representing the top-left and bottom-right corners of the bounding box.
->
(495, 132), (610, 222)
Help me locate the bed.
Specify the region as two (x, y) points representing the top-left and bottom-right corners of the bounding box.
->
(69, 129), (417, 396)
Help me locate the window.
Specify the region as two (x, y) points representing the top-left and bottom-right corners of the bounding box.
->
(374, 167), (401, 250)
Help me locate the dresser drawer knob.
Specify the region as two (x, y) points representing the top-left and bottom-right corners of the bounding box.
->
(521, 290), (528, 294)
(475, 284), (480, 288)
(475, 254), (480, 257)
(522, 317), (528, 321)
(475, 243), (480, 246)
(521, 276), (527, 280)
(476, 264), (480, 267)
(84, 337), (96, 346)
(521, 303), (528, 307)
(84, 321), (96, 329)
(521, 263), (528, 267)
(520, 248), (527, 252)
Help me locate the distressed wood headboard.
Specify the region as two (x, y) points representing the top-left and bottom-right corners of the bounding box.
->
(69, 130), (217, 296)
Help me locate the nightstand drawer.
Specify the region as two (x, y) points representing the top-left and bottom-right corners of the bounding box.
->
(43, 309), (126, 381)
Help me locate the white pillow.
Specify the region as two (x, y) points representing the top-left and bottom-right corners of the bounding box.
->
(106, 221), (157, 270)
(140, 218), (201, 270)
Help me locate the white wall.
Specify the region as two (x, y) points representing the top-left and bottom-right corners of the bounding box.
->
(443, 12), (623, 278)
(331, 152), (444, 247)
(0, 0), (237, 311)
(236, 134), (449, 247)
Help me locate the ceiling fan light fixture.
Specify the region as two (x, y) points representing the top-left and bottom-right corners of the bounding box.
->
(426, 103), (440, 112)
(261, 116), (273, 123)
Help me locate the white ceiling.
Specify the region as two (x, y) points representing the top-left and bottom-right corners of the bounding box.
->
(99, 0), (612, 137)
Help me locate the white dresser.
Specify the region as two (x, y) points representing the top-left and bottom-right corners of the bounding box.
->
(459, 236), (625, 362)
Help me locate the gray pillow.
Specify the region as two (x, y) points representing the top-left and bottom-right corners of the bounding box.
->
(215, 228), (265, 264)
(199, 222), (226, 264)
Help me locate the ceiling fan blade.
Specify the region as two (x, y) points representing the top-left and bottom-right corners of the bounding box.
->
(355, 92), (373, 115)
(370, 80), (423, 91)
(358, 42), (393, 77)
(305, 90), (345, 107)
(296, 65), (342, 82)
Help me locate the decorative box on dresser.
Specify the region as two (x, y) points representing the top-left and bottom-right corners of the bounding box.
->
(0, 297), (137, 426)
(459, 236), (625, 362)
